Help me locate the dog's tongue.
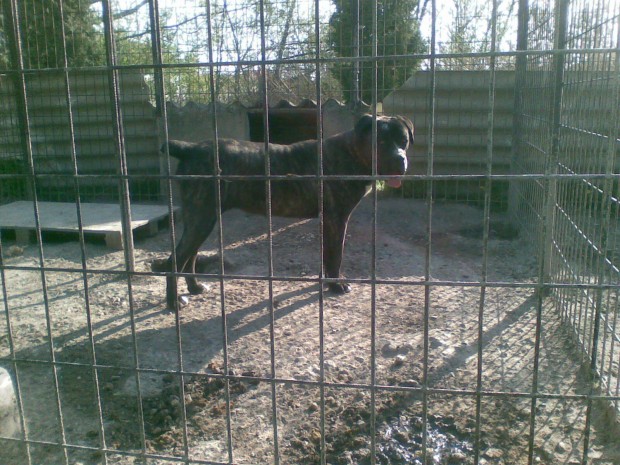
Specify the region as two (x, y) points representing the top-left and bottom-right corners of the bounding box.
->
(387, 179), (402, 189)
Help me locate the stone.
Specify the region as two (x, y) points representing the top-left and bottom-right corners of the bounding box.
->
(399, 379), (420, 388)
(6, 245), (24, 257)
(0, 368), (21, 438)
(483, 448), (503, 459)
(382, 341), (400, 355)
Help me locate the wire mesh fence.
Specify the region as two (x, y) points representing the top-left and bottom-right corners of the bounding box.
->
(0, 0), (619, 464)
(511, 0), (620, 420)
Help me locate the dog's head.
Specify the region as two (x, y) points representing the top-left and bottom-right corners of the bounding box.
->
(353, 114), (414, 188)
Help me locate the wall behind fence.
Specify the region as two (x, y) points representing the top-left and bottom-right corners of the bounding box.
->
(384, 70), (516, 176)
(0, 70), (160, 203)
(3, 69), (521, 208)
(384, 70), (516, 208)
(4, 69), (615, 210)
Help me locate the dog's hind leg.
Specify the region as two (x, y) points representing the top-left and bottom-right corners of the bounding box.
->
(184, 241), (213, 296)
(166, 215), (216, 310)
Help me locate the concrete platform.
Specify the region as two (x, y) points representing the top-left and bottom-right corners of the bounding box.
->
(0, 201), (176, 249)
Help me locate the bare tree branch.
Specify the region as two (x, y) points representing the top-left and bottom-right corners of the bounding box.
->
(274, 0), (296, 79)
(161, 13), (209, 31)
(113, 0), (149, 20)
(418, 0), (431, 23)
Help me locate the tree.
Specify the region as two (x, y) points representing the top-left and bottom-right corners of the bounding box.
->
(439, 0), (517, 70)
(0, 0), (104, 70)
(329, 0), (426, 104)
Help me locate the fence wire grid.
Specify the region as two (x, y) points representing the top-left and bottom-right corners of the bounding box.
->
(0, 0), (619, 464)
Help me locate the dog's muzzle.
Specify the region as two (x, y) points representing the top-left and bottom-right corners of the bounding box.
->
(383, 149), (408, 188)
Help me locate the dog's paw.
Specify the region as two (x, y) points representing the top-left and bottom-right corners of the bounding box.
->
(166, 295), (189, 312)
(187, 282), (211, 295)
(328, 282), (352, 294)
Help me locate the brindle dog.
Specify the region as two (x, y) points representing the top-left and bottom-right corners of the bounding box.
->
(157, 114), (414, 310)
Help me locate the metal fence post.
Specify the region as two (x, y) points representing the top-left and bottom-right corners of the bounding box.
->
(101, 0), (135, 271)
(509, 0), (529, 225)
(543, 0), (569, 288)
(2, 0), (31, 202)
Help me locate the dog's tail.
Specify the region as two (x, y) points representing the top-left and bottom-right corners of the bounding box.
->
(161, 140), (195, 160)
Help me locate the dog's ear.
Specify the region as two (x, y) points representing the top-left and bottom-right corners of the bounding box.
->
(354, 114), (374, 136)
(397, 116), (415, 145)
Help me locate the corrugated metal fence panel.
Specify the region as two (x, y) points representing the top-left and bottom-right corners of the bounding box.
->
(383, 70), (516, 175)
(0, 70), (160, 203)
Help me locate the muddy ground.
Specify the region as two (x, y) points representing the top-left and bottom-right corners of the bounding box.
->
(1, 196), (619, 464)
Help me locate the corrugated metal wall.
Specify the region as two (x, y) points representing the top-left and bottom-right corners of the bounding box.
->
(0, 70), (160, 203)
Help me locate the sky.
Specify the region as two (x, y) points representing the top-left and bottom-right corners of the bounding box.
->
(106, 0), (619, 63)
(107, 0), (465, 68)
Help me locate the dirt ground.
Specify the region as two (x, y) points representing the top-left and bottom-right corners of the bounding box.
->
(1, 196), (619, 465)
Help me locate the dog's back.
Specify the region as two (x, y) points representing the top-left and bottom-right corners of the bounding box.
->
(163, 138), (320, 176)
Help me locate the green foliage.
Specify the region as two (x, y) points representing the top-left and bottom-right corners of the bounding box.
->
(113, 12), (211, 105)
(438, 0), (518, 69)
(0, 0), (104, 70)
(329, 0), (425, 104)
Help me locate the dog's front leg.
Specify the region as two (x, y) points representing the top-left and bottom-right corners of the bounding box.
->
(323, 212), (352, 294)
(165, 257), (182, 310)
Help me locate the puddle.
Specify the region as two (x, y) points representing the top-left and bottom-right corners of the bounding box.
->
(376, 414), (474, 464)
(291, 406), (476, 464)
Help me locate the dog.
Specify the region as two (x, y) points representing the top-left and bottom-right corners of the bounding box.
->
(157, 114), (414, 310)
